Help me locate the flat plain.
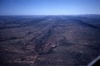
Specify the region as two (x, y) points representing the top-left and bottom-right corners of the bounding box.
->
(0, 15), (100, 66)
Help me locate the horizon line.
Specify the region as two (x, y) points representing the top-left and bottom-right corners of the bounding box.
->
(0, 14), (100, 16)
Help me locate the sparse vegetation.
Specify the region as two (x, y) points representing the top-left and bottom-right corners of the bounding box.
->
(0, 15), (100, 66)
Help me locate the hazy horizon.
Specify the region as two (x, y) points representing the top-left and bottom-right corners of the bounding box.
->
(0, 0), (100, 15)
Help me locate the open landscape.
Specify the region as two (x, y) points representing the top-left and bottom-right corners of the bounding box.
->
(0, 15), (100, 66)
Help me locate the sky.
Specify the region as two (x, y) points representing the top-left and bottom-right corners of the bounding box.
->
(0, 0), (100, 15)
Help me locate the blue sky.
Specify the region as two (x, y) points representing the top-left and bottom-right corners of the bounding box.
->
(0, 0), (100, 15)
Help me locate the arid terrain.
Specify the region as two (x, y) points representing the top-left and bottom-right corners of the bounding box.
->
(0, 15), (100, 66)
